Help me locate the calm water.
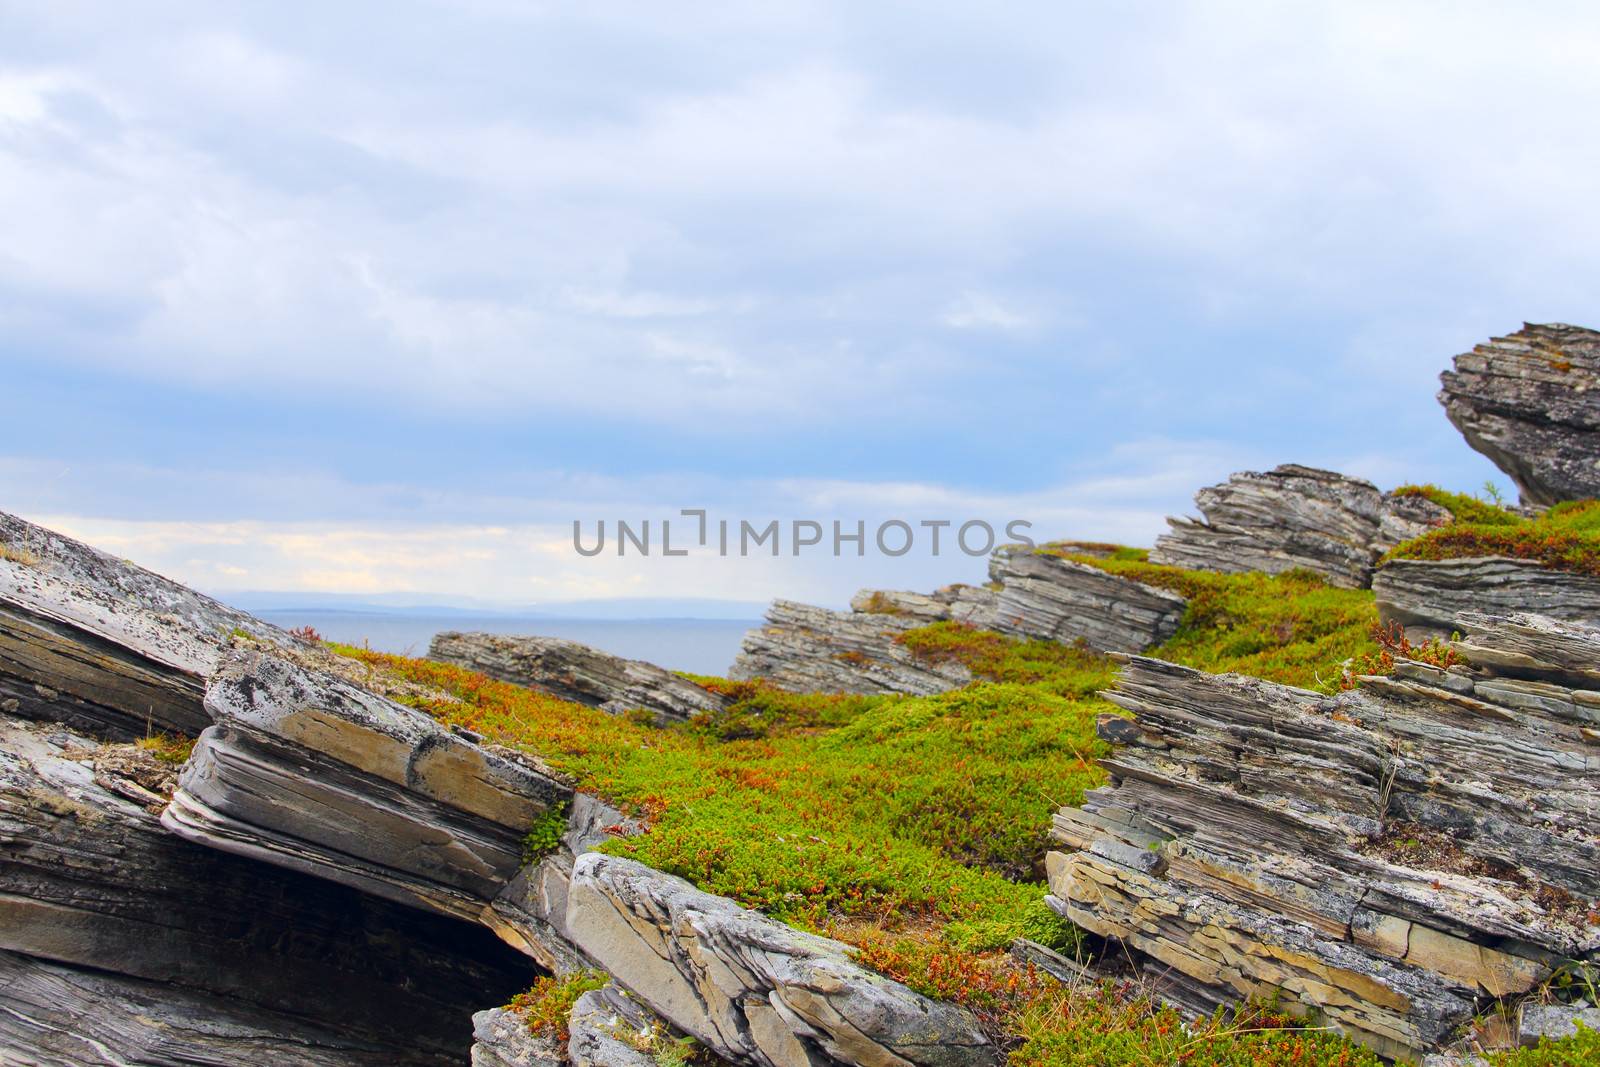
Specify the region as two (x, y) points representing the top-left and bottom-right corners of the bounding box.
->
(255, 611), (759, 676)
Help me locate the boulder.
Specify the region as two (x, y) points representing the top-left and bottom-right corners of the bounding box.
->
(565, 852), (1001, 1067)
(430, 631), (729, 725)
(162, 649), (571, 923)
(469, 1007), (563, 1067)
(567, 986), (670, 1067)
(730, 599), (973, 695)
(1149, 465), (1451, 588)
(0, 713), (537, 1066)
(989, 548), (1186, 652)
(1373, 556), (1600, 639)
(1047, 611), (1600, 1061)
(1519, 1003), (1600, 1048)
(1439, 323), (1600, 507)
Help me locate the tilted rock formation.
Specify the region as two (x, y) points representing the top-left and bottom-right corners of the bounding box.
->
(0, 713), (536, 1066)
(566, 852), (1001, 1067)
(470, 1007), (563, 1067)
(163, 649), (571, 923)
(1439, 323), (1600, 506)
(850, 582), (999, 628)
(990, 547), (1186, 652)
(430, 631), (730, 724)
(0, 509), (301, 739)
(1149, 465), (1451, 588)
(485, 791), (643, 973)
(1374, 557), (1600, 639)
(730, 599), (974, 695)
(1046, 611), (1600, 1061)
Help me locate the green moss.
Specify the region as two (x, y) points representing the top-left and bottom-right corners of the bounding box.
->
(505, 970), (609, 1040)
(135, 733), (196, 765)
(1487, 1022), (1598, 1065)
(1384, 499), (1600, 578)
(521, 800), (570, 863)
(1019, 897), (1083, 955)
(1391, 483), (1522, 526)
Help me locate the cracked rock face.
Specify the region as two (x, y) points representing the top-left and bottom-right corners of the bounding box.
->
(1149, 465), (1451, 589)
(163, 649), (571, 922)
(565, 853), (1001, 1067)
(1374, 556), (1600, 639)
(730, 599), (973, 695)
(1048, 612), (1600, 1061)
(989, 548), (1186, 652)
(430, 631), (730, 725)
(0, 714), (537, 1066)
(1439, 323), (1600, 507)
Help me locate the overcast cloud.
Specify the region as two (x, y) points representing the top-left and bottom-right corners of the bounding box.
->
(3, 1), (1595, 604)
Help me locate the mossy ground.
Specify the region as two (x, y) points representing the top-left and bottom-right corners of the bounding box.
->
(1384, 493), (1600, 578)
(337, 536), (1589, 1064)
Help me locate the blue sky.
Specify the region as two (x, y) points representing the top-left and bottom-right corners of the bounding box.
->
(3, 1), (1596, 606)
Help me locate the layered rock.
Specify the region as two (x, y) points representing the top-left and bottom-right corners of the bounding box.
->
(850, 582), (999, 628)
(1046, 611), (1600, 1061)
(0, 713), (536, 1066)
(1373, 557), (1600, 639)
(1439, 323), (1600, 507)
(730, 599), (973, 695)
(566, 852), (1000, 1067)
(163, 649), (571, 923)
(0, 509), (302, 739)
(990, 547), (1186, 652)
(430, 631), (729, 724)
(1149, 465), (1451, 588)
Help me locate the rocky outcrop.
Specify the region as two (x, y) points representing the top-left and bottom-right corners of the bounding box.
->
(430, 631), (730, 725)
(1046, 611), (1600, 1061)
(730, 599), (974, 695)
(1373, 556), (1600, 639)
(990, 547), (1186, 652)
(0, 509), (304, 739)
(0, 713), (536, 1066)
(850, 583), (999, 628)
(566, 852), (1001, 1067)
(1149, 465), (1451, 588)
(567, 985), (672, 1067)
(1439, 323), (1600, 507)
(163, 649), (571, 923)
(469, 1007), (563, 1067)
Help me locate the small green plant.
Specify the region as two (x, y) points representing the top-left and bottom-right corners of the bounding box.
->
(136, 732), (196, 765)
(505, 970), (608, 1041)
(1483, 480), (1508, 508)
(522, 801), (570, 863)
(1487, 1022), (1598, 1065)
(1019, 897), (1083, 956)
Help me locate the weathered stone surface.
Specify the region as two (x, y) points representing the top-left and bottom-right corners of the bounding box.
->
(850, 583), (999, 629)
(1149, 465), (1451, 588)
(731, 599), (973, 695)
(1374, 556), (1600, 639)
(566, 852), (1001, 1067)
(568, 986), (670, 1067)
(989, 548), (1186, 652)
(1048, 612), (1600, 1061)
(486, 791), (642, 973)
(470, 1007), (564, 1067)
(1519, 1003), (1600, 1047)
(1439, 323), (1600, 507)
(163, 649), (571, 922)
(0, 713), (537, 1066)
(430, 631), (729, 724)
(0, 509), (302, 739)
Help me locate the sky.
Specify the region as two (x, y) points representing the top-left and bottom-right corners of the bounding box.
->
(3, 1), (1597, 608)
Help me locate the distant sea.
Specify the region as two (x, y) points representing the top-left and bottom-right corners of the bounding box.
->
(255, 611), (759, 676)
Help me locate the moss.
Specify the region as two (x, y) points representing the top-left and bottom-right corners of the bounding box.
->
(1391, 483), (1522, 526)
(1384, 500), (1600, 578)
(1486, 1022), (1598, 1065)
(505, 970), (609, 1041)
(135, 733), (196, 765)
(521, 800), (570, 863)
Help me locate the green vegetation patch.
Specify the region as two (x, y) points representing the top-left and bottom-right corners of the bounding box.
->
(1384, 499), (1600, 578)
